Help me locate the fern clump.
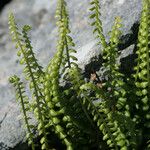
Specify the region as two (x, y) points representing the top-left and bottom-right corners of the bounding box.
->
(9, 0), (150, 149)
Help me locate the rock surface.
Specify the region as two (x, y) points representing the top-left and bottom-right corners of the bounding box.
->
(0, 0), (141, 149)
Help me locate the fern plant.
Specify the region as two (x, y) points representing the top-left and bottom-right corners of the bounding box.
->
(9, 0), (150, 149)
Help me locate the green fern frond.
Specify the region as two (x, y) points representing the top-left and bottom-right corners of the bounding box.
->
(133, 0), (150, 119)
(103, 16), (122, 67)
(45, 43), (73, 150)
(132, 0), (150, 146)
(134, 0), (150, 104)
(21, 25), (47, 108)
(45, 69), (73, 149)
(101, 17), (129, 114)
(8, 13), (49, 150)
(22, 25), (44, 76)
(55, 0), (77, 75)
(9, 75), (35, 150)
(89, 0), (107, 48)
(44, 2), (73, 149)
(8, 13), (21, 43)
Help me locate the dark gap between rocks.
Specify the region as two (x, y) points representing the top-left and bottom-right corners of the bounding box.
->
(0, 0), (12, 12)
(118, 22), (140, 50)
(9, 142), (30, 150)
(83, 21), (140, 80)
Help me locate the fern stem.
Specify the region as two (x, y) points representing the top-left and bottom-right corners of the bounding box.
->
(17, 83), (35, 150)
(79, 96), (96, 129)
(64, 37), (71, 68)
(9, 76), (35, 150)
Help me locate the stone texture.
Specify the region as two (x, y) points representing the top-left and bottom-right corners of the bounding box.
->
(0, 0), (141, 149)
(0, 101), (25, 150)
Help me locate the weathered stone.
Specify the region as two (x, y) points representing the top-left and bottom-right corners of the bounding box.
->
(0, 101), (26, 150)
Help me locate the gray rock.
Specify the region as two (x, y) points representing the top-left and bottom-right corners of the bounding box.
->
(120, 44), (135, 59)
(0, 101), (26, 150)
(0, 0), (142, 149)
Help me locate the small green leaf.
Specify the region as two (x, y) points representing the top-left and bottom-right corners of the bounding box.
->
(117, 140), (126, 146)
(89, 7), (95, 11)
(41, 143), (46, 150)
(89, 13), (96, 19)
(103, 134), (108, 140)
(70, 56), (78, 61)
(40, 137), (46, 144)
